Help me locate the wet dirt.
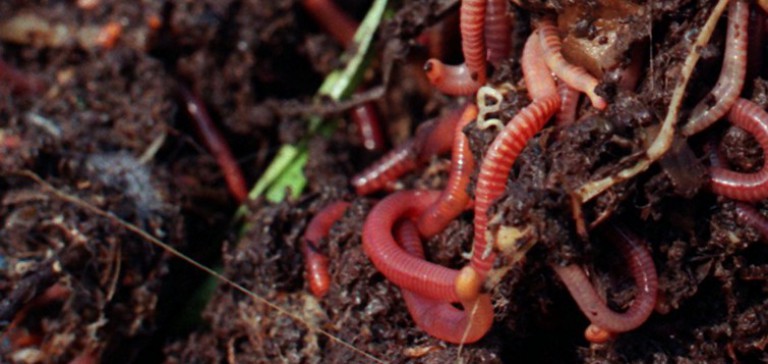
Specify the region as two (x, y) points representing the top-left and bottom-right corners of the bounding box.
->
(2, 0), (768, 363)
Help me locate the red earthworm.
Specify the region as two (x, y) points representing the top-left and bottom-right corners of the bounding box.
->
(301, 0), (358, 47)
(733, 202), (768, 241)
(302, 201), (350, 298)
(423, 59), (482, 96)
(461, 0), (487, 84)
(352, 108), (464, 195)
(0, 59), (46, 95)
(416, 107), (466, 161)
(351, 139), (418, 195)
(710, 99), (768, 201)
(469, 94), (561, 283)
(417, 104), (478, 237)
(681, 0), (748, 136)
(484, 0), (511, 66)
(350, 103), (386, 152)
(362, 190), (464, 302)
(536, 18), (607, 110)
(555, 80), (580, 127)
(521, 30), (558, 101)
(179, 86), (248, 203)
(552, 225), (657, 335)
(395, 221), (494, 343)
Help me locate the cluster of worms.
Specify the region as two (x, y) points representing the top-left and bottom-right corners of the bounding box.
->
(2, 0), (768, 360)
(296, 0), (768, 347)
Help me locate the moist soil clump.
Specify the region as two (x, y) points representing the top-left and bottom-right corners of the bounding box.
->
(1, 0), (767, 363)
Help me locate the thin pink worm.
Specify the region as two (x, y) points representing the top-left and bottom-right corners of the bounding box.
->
(681, 0), (748, 136)
(424, 60), (482, 96)
(555, 80), (580, 127)
(395, 221), (494, 343)
(484, 0), (511, 66)
(734, 202), (768, 241)
(551, 225), (658, 334)
(302, 201), (350, 298)
(350, 103), (386, 152)
(470, 94), (561, 277)
(537, 18), (607, 110)
(351, 139), (418, 195)
(710, 98), (768, 201)
(521, 30), (558, 101)
(460, 0), (487, 84)
(362, 190), (460, 302)
(352, 108), (464, 196)
(417, 104), (478, 237)
(180, 86), (248, 203)
(416, 107), (465, 161)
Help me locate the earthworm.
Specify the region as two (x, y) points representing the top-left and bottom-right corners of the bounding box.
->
(395, 221), (494, 343)
(521, 30), (558, 101)
(351, 139), (418, 195)
(362, 190), (462, 302)
(352, 108), (464, 195)
(417, 104), (478, 237)
(416, 107), (465, 161)
(350, 103), (386, 152)
(179, 86), (248, 203)
(424, 59), (482, 96)
(460, 0), (487, 84)
(470, 94), (561, 281)
(710, 99), (768, 201)
(301, 0), (358, 47)
(551, 225), (657, 335)
(302, 201), (350, 298)
(484, 0), (511, 66)
(536, 18), (607, 110)
(734, 202), (768, 241)
(681, 0), (748, 136)
(555, 80), (580, 127)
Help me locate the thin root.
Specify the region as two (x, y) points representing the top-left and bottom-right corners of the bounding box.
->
(574, 0), (730, 203)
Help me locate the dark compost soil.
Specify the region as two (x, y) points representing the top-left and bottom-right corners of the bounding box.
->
(1, 0), (768, 363)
